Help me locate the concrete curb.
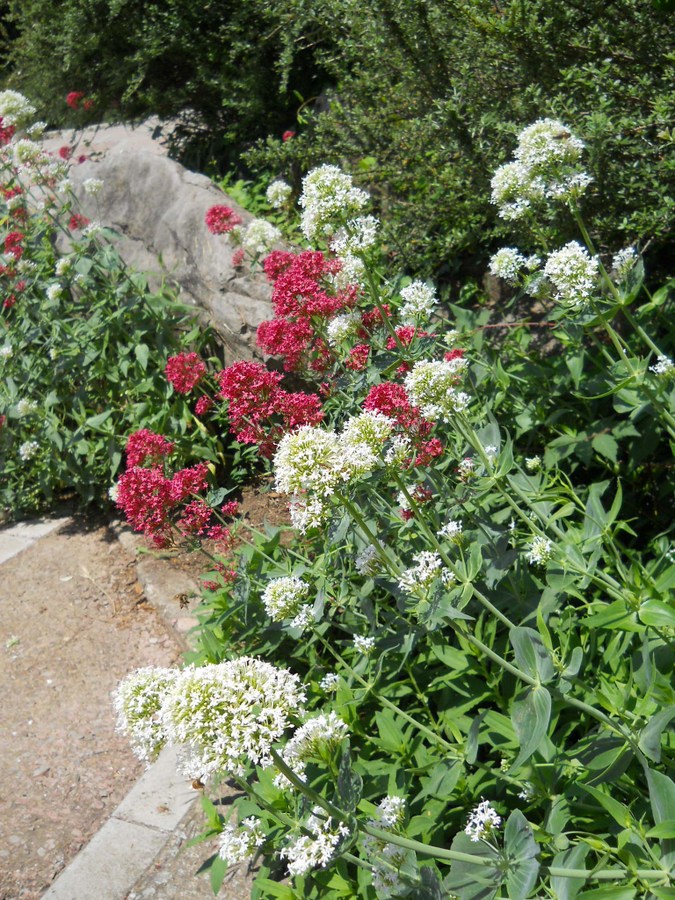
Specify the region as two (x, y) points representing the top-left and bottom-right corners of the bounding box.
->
(0, 517), (70, 563)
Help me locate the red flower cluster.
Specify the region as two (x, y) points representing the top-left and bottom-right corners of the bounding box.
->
(58, 146), (73, 161)
(401, 485), (434, 521)
(4, 232), (24, 260)
(363, 383), (431, 436)
(68, 214), (90, 231)
(444, 348), (465, 362)
(205, 205), (242, 235)
(66, 91), (84, 109)
(126, 429), (174, 467)
(345, 343), (370, 371)
(386, 326), (429, 350)
(257, 250), (355, 373)
(116, 461), (212, 546)
(194, 395), (214, 417)
(282, 130), (296, 142)
(0, 117), (15, 146)
(165, 352), (206, 394)
(216, 360), (324, 456)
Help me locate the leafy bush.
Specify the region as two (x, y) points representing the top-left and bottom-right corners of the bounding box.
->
(244, 0), (675, 281)
(115, 127), (675, 897)
(0, 114), (254, 517)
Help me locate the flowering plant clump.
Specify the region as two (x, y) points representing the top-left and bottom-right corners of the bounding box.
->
(104, 142), (672, 897)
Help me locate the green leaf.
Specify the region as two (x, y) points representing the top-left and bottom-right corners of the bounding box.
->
(510, 687), (551, 771)
(647, 768), (675, 823)
(638, 706), (675, 762)
(337, 747), (362, 812)
(466, 711), (486, 765)
(417, 759), (461, 801)
(584, 600), (640, 632)
(510, 627), (555, 683)
(134, 342), (150, 370)
(592, 433), (618, 463)
(576, 783), (632, 828)
(574, 887), (636, 900)
(444, 832), (502, 899)
(646, 821), (675, 839)
(252, 879), (297, 898)
(504, 810), (539, 899)
(550, 843), (589, 900)
(85, 410), (113, 429)
(209, 853), (228, 894)
(638, 599), (675, 629)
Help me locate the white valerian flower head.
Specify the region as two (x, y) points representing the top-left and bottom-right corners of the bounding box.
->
(82, 177), (104, 195)
(276, 712), (349, 787)
(281, 806), (350, 877)
(355, 544), (380, 577)
(404, 358), (469, 421)
(526, 536), (554, 567)
(265, 179), (292, 208)
(19, 440), (39, 461)
(299, 164), (370, 243)
(261, 576), (311, 624)
(0, 344), (13, 360)
(274, 425), (343, 497)
(113, 666), (177, 763)
(25, 120), (47, 138)
(611, 247), (638, 283)
(330, 215), (379, 257)
(319, 673), (339, 692)
(328, 253), (366, 290)
(385, 434), (412, 468)
(6, 194), (24, 210)
(17, 259), (37, 274)
(490, 160), (545, 220)
(218, 817), (266, 866)
(326, 311), (361, 346)
(0, 90), (36, 128)
(465, 800), (502, 842)
(484, 444), (498, 461)
(353, 635), (376, 655)
(108, 483), (119, 503)
(288, 493), (326, 534)
(515, 119), (585, 170)
(82, 221), (103, 237)
(525, 455), (542, 472)
(437, 519), (463, 544)
(240, 218), (281, 255)
(649, 355), (674, 377)
(13, 139), (47, 168)
(399, 280), (438, 325)
(55, 257), (73, 277)
(16, 398), (38, 417)
(339, 410), (394, 479)
(543, 241), (599, 309)
(161, 657), (306, 780)
(398, 551), (454, 595)
(363, 796), (408, 893)
(488, 247), (527, 284)
(46, 283), (62, 302)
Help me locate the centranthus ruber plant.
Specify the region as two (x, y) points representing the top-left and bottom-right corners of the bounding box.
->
(115, 130), (674, 900)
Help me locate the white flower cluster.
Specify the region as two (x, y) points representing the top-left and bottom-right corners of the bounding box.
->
(353, 635), (376, 655)
(326, 311), (361, 346)
(330, 215), (379, 257)
(266, 179), (292, 208)
(437, 519), (463, 544)
(649, 355), (674, 377)
(13, 139), (49, 168)
(277, 712), (349, 787)
(543, 241), (599, 309)
(218, 816), (266, 866)
(320, 673), (339, 691)
(281, 806), (350, 877)
(611, 247), (638, 283)
(82, 177), (104, 195)
(16, 398), (38, 417)
(398, 551), (454, 595)
(355, 544), (380, 576)
(525, 456), (542, 472)
(261, 576), (312, 630)
(19, 440), (39, 461)
(399, 281), (438, 325)
(114, 657), (306, 779)
(488, 247), (527, 284)
(526, 536), (553, 567)
(55, 257), (73, 277)
(239, 218), (281, 255)
(112, 666), (177, 763)
(363, 796), (408, 893)
(274, 413), (395, 532)
(47, 283), (62, 302)
(404, 358), (469, 421)
(329, 253), (367, 290)
(0, 90), (36, 128)
(25, 121), (46, 138)
(299, 164), (369, 243)
(0, 344), (13, 360)
(385, 434), (412, 469)
(491, 119), (591, 220)
(464, 800), (502, 842)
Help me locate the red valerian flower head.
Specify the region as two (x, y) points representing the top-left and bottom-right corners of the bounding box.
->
(66, 91), (85, 109)
(83, 98), (95, 112)
(58, 145), (73, 160)
(444, 348), (465, 362)
(176, 499), (213, 536)
(263, 250), (296, 282)
(77, 155), (88, 164)
(414, 438), (443, 467)
(231, 248), (245, 267)
(194, 395), (214, 417)
(125, 429), (174, 468)
(3, 294), (17, 309)
(4, 232), (24, 259)
(345, 343), (370, 371)
(169, 463), (209, 503)
(0, 117), (16, 146)
(282, 130), (296, 142)
(165, 352), (206, 394)
(205, 205), (242, 235)
(386, 326), (429, 350)
(0, 415), (6, 430)
(69, 213), (90, 231)
(115, 465), (174, 546)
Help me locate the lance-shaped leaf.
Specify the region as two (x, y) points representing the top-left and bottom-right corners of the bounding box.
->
(510, 686), (551, 772)
(510, 627), (555, 683)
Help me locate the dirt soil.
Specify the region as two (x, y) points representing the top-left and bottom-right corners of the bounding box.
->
(0, 521), (183, 900)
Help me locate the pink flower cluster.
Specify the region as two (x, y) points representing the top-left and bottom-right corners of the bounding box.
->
(66, 92), (95, 112)
(165, 352), (206, 394)
(0, 117), (15, 147)
(205, 205), (242, 235)
(216, 360), (324, 457)
(363, 383), (442, 469)
(257, 250), (356, 373)
(126, 429), (174, 467)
